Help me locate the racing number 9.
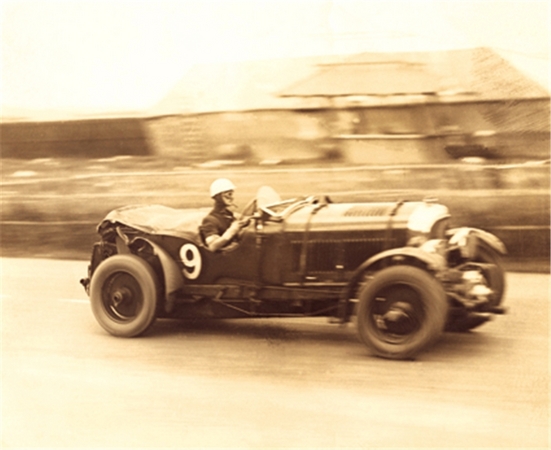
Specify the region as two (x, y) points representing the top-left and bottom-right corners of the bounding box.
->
(179, 243), (202, 280)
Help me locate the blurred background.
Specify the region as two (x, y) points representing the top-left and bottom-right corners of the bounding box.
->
(1, 0), (549, 269)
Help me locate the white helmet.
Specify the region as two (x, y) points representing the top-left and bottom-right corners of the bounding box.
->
(209, 178), (236, 198)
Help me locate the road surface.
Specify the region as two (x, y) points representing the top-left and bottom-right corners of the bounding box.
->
(1, 257), (549, 448)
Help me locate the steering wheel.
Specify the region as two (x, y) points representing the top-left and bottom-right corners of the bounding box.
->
(240, 196), (257, 218)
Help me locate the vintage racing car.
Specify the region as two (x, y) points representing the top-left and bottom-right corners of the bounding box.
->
(80, 186), (507, 360)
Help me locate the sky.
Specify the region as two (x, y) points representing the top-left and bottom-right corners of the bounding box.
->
(1, 0), (549, 117)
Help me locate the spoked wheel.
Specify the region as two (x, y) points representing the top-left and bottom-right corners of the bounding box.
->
(357, 266), (448, 360)
(90, 255), (160, 337)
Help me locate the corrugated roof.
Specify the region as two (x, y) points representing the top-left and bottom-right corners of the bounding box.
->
(147, 47), (548, 116)
(280, 61), (440, 97)
(279, 48), (548, 100)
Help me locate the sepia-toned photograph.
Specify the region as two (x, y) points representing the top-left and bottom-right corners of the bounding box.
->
(1, 1), (549, 448)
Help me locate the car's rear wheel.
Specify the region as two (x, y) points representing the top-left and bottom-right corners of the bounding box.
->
(357, 265), (448, 360)
(90, 254), (159, 337)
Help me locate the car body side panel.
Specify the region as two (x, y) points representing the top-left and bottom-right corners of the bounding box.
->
(279, 229), (407, 283)
(97, 201), (422, 287)
(275, 201), (412, 283)
(146, 230), (262, 285)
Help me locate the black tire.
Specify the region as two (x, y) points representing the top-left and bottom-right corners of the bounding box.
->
(357, 266), (448, 360)
(473, 244), (506, 308)
(90, 254), (160, 337)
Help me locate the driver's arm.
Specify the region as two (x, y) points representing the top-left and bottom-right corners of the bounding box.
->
(205, 219), (248, 252)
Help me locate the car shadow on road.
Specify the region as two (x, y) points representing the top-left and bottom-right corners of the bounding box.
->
(429, 329), (499, 360)
(148, 317), (359, 345)
(147, 317), (500, 361)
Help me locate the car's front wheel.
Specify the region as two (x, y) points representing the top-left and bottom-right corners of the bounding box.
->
(90, 254), (160, 337)
(357, 265), (448, 360)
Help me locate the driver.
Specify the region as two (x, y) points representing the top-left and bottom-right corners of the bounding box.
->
(199, 178), (249, 251)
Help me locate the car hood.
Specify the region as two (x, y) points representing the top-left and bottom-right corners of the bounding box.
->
(100, 204), (209, 240)
(283, 201), (430, 232)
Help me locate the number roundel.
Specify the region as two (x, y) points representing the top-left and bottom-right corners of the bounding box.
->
(179, 243), (202, 280)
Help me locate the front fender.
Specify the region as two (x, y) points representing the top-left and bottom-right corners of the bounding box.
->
(129, 237), (186, 305)
(337, 246), (447, 324)
(359, 246), (448, 274)
(448, 227), (507, 255)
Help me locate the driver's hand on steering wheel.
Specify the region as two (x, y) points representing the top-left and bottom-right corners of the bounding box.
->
(237, 217), (251, 228)
(223, 218), (249, 239)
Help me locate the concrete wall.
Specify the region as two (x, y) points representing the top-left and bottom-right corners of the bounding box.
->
(335, 99), (549, 163)
(2, 97), (547, 163)
(146, 98), (549, 164)
(1, 118), (152, 158)
(337, 136), (448, 164)
(145, 110), (331, 162)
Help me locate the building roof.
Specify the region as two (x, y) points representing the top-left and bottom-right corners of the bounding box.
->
(279, 48), (549, 101)
(280, 61), (440, 97)
(148, 47), (549, 116)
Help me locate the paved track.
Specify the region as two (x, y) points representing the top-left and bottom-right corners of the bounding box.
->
(1, 257), (549, 448)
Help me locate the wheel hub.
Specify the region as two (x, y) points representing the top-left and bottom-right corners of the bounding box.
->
(378, 301), (419, 335)
(103, 273), (142, 321)
(112, 287), (132, 307)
